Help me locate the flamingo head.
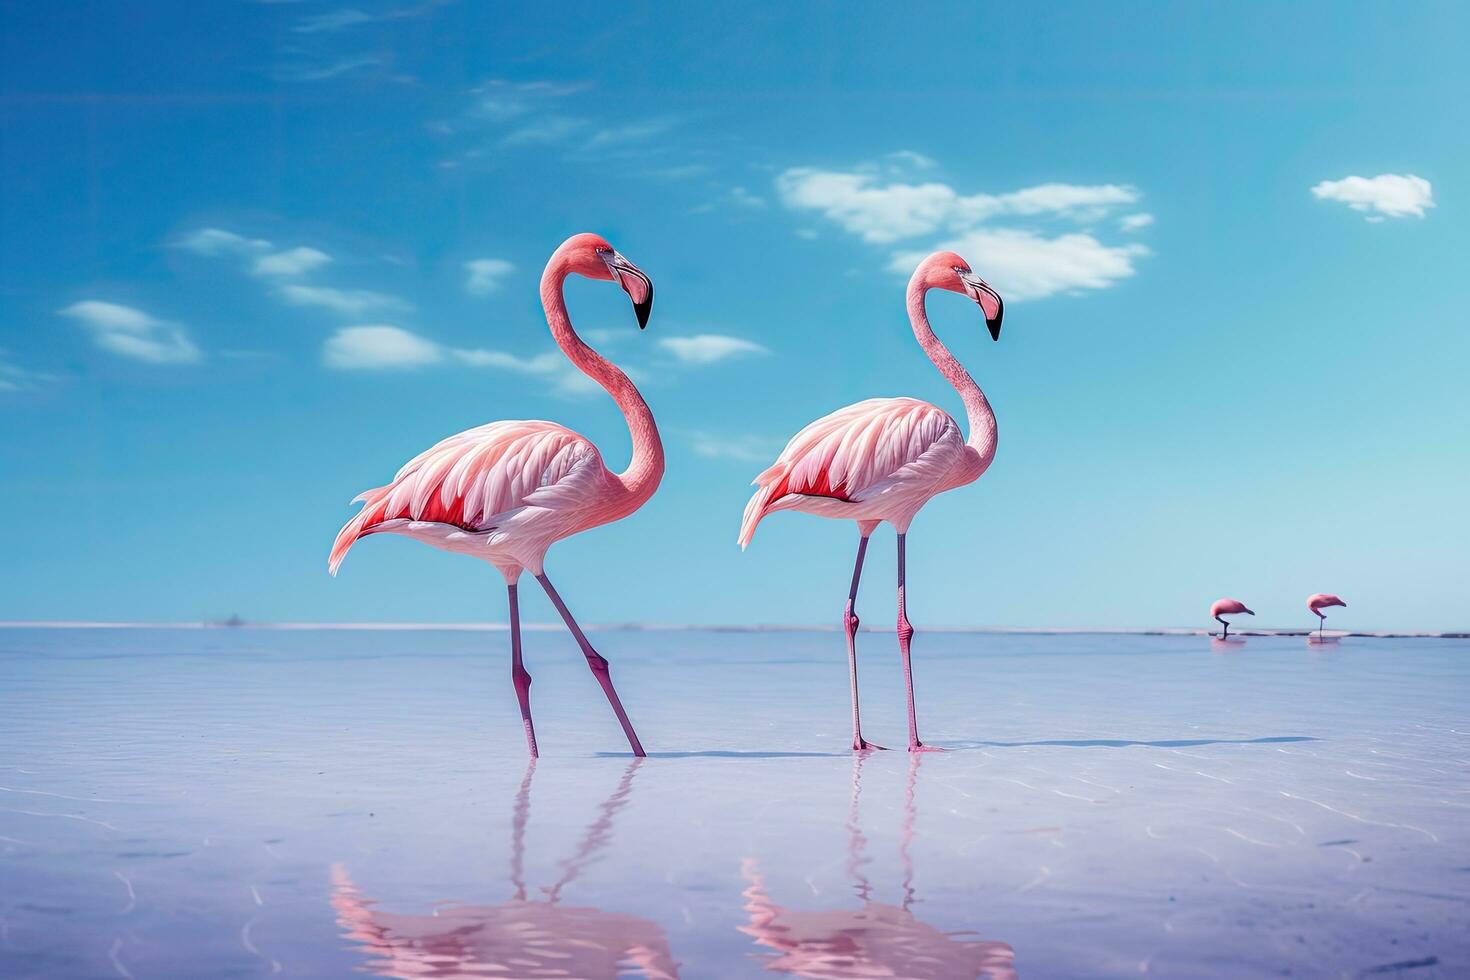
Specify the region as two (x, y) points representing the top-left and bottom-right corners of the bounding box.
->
(915, 250), (1004, 341)
(556, 232), (654, 328)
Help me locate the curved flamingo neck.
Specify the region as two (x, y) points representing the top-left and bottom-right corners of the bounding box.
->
(906, 276), (997, 466)
(541, 260), (664, 503)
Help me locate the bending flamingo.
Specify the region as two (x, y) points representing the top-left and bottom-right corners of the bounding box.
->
(740, 251), (1004, 752)
(1307, 593), (1346, 638)
(329, 233), (660, 758)
(1210, 597), (1254, 639)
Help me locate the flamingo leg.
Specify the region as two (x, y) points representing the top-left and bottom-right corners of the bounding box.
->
(896, 533), (941, 752)
(844, 534), (884, 752)
(1218, 616), (1229, 639)
(507, 582), (539, 758)
(535, 572), (647, 757)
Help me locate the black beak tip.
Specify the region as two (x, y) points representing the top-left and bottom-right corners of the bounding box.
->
(634, 296), (652, 330)
(986, 317), (1002, 342)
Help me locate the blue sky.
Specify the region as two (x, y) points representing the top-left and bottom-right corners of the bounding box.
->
(2, 3), (1467, 630)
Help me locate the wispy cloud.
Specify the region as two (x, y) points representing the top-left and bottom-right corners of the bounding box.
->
(777, 157), (1150, 300)
(658, 334), (769, 366)
(291, 1), (452, 34)
(583, 117), (679, 150)
(60, 301), (201, 365)
(687, 430), (777, 463)
(437, 79), (684, 168)
(176, 227), (272, 256)
(777, 168), (1140, 244)
(1311, 173), (1434, 221)
(292, 9), (376, 33)
(501, 114), (587, 147)
(179, 226), (410, 316)
(727, 186), (767, 209)
(325, 327), (604, 396)
(1119, 212), (1155, 232)
(323, 325), (442, 369)
(452, 348), (558, 370)
(253, 246), (332, 278)
(270, 54), (386, 82)
(280, 284), (409, 316)
(0, 350), (57, 391)
(463, 79), (593, 123)
(463, 258), (515, 296)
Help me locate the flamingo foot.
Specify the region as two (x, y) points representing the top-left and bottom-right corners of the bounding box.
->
(909, 742), (947, 753)
(853, 739), (888, 752)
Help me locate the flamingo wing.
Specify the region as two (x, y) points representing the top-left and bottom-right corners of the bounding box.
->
(329, 420), (607, 574)
(739, 398), (962, 547)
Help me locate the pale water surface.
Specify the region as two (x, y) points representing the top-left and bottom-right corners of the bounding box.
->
(1, 628), (1466, 978)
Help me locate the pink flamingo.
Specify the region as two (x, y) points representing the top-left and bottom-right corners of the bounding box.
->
(740, 251), (1003, 752)
(1210, 598), (1254, 639)
(1307, 593), (1347, 638)
(329, 233), (660, 758)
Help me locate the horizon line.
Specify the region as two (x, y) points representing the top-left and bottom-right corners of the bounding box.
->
(0, 621), (1465, 639)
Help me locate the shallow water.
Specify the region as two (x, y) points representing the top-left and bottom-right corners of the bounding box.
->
(1, 627), (1466, 978)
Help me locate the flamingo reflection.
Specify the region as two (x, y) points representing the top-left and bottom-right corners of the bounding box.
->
(740, 754), (1016, 978)
(332, 761), (678, 979)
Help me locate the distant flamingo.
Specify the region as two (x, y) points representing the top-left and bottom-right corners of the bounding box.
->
(329, 233), (660, 758)
(740, 251), (1004, 752)
(1307, 593), (1347, 638)
(1210, 598), (1254, 639)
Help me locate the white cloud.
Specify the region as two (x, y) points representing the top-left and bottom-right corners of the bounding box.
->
(893, 229), (1148, 302)
(658, 334), (769, 366)
(728, 186), (767, 209)
(776, 167), (1140, 244)
(323, 326), (442, 370)
(464, 258), (515, 296)
(1311, 173), (1434, 220)
(777, 170), (955, 243)
(886, 150), (937, 171)
(252, 246), (332, 278)
(176, 227), (272, 256)
(452, 348), (560, 373)
(322, 328), (601, 396)
(453, 347), (609, 397)
(60, 300), (201, 365)
(279, 284), (409, 316)
(777, 158), (1149, 301)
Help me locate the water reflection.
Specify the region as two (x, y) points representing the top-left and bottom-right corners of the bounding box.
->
(739, 754), (1017, 978)
(1210, 637), (1247, 652)
(332, 760), (679, 979)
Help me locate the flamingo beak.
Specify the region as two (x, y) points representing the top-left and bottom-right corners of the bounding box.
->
(959, 270), (1003, 341)
(602, 250), (653, 329)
